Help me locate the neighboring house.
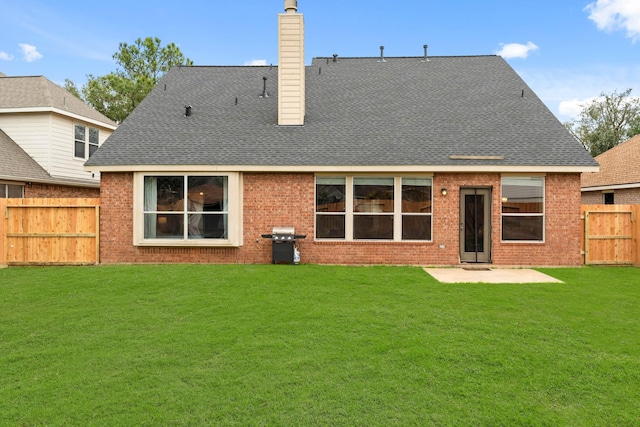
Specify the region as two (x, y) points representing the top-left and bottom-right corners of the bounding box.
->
(85, 1), (598, 266)
(0, 73), (117, 198)
(582, 134), (640, 205)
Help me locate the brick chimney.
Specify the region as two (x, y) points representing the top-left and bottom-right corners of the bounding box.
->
(278, 0), (305, 126)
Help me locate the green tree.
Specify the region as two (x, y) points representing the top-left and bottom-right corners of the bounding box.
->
(566, 89), (640, 156)
(67, 37), (193, 123)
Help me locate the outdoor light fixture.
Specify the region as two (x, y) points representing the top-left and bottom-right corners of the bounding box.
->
(502, 197), (508, 203)
(441, 188), (447, 196)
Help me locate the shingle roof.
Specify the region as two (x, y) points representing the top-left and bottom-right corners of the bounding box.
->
(581, 134), (640, 188)
(86, 55), (598, 170)
(0, 128), (52, 182)
(0, 75), (117, 127)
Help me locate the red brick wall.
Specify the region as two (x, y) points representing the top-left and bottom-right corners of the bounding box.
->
(99, 172), (583, 266)
(24, 183), (100, 198)
(493, 174), (582, 266)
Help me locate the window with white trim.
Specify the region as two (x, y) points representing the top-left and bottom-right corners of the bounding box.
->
(501, 176), (544, 242)
(1, 183), (24, 198)
(315, 176), (432, 241)
(74, 124), (99, 159)
(134, 173), (241, 246)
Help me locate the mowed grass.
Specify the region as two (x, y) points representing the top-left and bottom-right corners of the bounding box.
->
(0, 265), (639, 426)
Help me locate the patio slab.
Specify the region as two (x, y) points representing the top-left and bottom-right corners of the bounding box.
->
(424, 267), (563, 284)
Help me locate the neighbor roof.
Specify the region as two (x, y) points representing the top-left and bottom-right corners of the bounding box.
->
(581, 134), (640, 189)
(0, 75), (117, 128)
(0, 128), (52, 183)
(86, 55), (598, 172)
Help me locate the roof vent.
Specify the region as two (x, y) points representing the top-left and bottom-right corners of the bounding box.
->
(422, 44), (430, 62)
(185, 105), (192, 117)
(259, 77), (269, 98)
(333, 53), (338, 63)
(378, 46), (387, 63)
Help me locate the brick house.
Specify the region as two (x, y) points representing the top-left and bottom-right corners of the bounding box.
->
(86, 1), (598, 266)
(581, 134), (640, 204)
(0, 73), (117, 198)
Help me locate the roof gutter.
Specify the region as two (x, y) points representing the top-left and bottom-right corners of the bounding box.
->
(0, 107), (118, 130)
(85, 164), (600, 174)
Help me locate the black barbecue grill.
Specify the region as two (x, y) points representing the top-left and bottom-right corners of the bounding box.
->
(261, 227), (306, 264)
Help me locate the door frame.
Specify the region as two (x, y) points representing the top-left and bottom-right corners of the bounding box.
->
(459, 187), (492, 263)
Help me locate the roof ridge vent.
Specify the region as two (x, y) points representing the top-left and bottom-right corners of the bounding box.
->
(378, 46), (387, 63)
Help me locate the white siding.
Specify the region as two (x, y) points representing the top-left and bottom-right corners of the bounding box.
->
(0, 112), (113, 184)
(0, 113), (52, 172)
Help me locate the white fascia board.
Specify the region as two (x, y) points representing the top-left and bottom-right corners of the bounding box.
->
(86, 164), (600, 174)
(581, 182), (640, 192)
(0, 107), (117, 130)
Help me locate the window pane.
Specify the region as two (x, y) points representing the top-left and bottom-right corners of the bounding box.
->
(147, 213), (183, 238)
(89, 128), (99, 144)
(354, 178), (394, 213)
(188, 176), (227, 212)
(502, 216), (543, 241)
(402, 178), (432, 213)
(316, 214), (345, 239)
(88, 143), (98, 157)
(354, 215), (393, 239)
(154, 177), (185, 211)
(402, 215), (432, 240)
(317, 178), (346, 213)
(192, 214), (228, 239)
(502, 177), (543, 214)
(74, 125), (85, 141)
(74, 141), (85, 158)
(7, 185), (23, 198)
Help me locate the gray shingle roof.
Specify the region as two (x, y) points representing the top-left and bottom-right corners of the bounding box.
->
(0, 128), (52, 182)
(0, 75), (117, 127)
(86, 55), (598, 170)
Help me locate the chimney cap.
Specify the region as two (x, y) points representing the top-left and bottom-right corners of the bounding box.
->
(284, 0), (297, 13)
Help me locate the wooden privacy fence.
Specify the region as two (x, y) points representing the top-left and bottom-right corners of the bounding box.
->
(0, 198), (100, 266)
(581, 204), (640, 266)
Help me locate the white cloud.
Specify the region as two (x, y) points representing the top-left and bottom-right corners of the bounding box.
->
(559, 94), (640, 121)
(558, 98), (597, 120)
(516, 64), (640, 122)
(496, 42), (539, 59)
(244, 59), (268, 66)
(0, 51), (14, 61)
(585, 0), (640, 41)
(19, 43), (43, 62)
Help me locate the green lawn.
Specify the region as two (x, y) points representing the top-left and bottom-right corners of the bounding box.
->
(0, 265), (638, 426)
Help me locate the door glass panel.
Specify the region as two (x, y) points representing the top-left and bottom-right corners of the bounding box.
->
(464, 194), (485, 253)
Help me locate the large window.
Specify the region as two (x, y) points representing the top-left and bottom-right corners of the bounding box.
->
(316, 176), (432, 241)
(134, 173), (241, 246)
(1, 183), (24, 198)
(74, 124), (99, 159)
(501, 176), (544, 242)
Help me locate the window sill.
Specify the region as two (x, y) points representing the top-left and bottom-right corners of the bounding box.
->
(135, 239), (241, 248)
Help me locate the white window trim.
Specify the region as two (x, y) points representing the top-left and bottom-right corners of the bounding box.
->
(315, 174), (433, 242)
(73, 123), (100, 161)
(133, 172), (243, 247)
(500, 175), (545, 243)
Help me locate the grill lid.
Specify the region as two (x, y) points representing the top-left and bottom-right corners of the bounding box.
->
(272, 226), (295, 235)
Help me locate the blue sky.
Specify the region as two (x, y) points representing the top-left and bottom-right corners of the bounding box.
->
(1, 0), (639, 122)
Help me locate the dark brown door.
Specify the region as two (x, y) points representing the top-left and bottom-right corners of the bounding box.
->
(459, 188), (492, 263)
